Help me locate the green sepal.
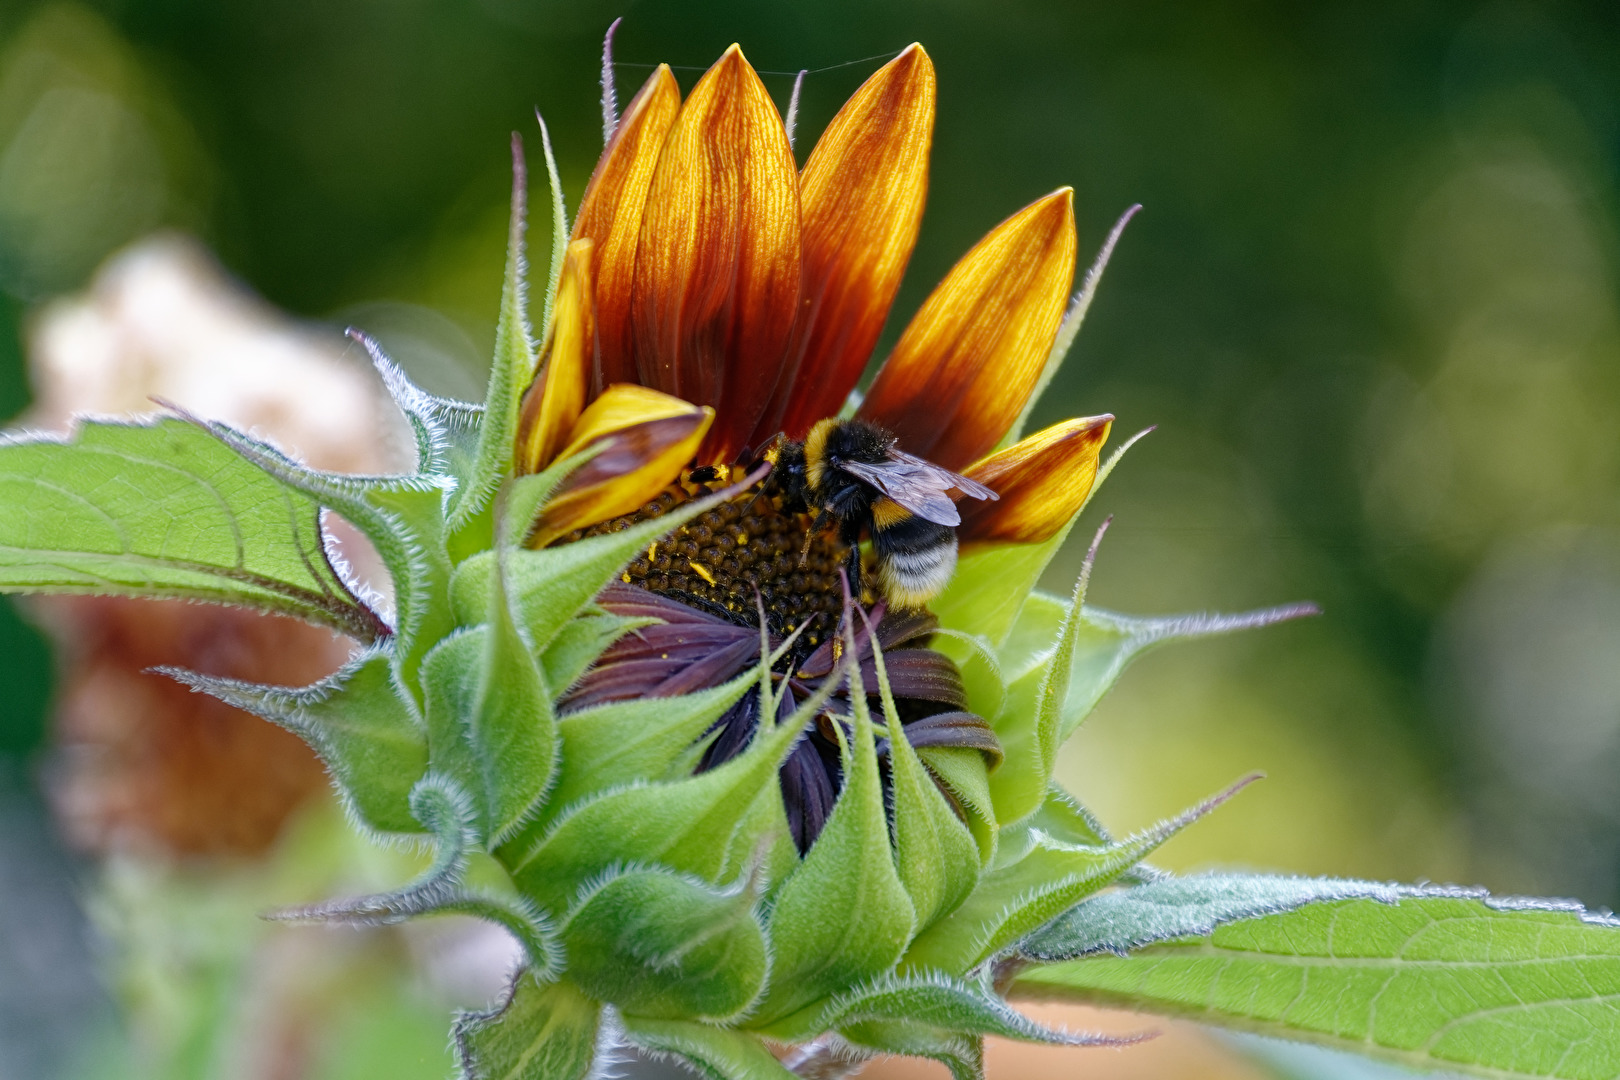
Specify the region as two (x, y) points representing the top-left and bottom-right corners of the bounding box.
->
(1060, 602), (1318, 743)
(563, 865), (768, 1022)
(932, 429), (1149, 648)
(272, 775), (558, 975)
(539, 611), (653, 694)
(450, 134), (537, 545)
(159, 648), (426, 835)
(545, 670), (757, 820)
(504, 669), (843, 913)
(1031, 783), (1111, 847)
(420, 600), (557, 847)
(751, 652), (916, 1034)
(0, 417), (387, 642)
(915, 745), (998, 866)
(839, 1021), (983, 1080)
(930, 629), (1006, 723)
(901, 778), (1252, 976)
(454, 973), (601, 1080)
(873, 629), (980, 933)
(451, 481), (737, 652)
(820, 973), (1107, 1047)
(351, 329), (484, 487)
(620, 1018), (796, 1080)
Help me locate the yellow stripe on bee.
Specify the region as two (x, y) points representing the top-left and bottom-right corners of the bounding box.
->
(870, 496), (911, 529)
(804, 418), (835, 493)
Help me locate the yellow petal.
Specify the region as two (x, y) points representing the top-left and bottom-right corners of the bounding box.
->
(957, 415), (1112, 547)
(515, 238), (594, 474)
(527, 384), (713, 548)
(630, 44), (801, 463)
(762, 43), (934, 443)
(573, 64), (681, 395)
(858, 188), (1076, 471)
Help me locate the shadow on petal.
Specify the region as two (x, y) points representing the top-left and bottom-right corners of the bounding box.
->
(572, 64), (681, 396)
(630, 44), (802, 464)
(760, 43), (935, 444)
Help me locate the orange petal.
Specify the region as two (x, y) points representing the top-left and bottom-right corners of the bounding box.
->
(515, 238), (594, 474)
(630, 44), (802, 463)
(572, 64), (681, 396)
(761, 43), (935, 443)
(858, 188), (1076, 471)
(527, 384), (713, 548)
(957, 415), (1112, 547)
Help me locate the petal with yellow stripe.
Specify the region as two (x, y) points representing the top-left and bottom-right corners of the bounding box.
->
(630, 44), (801, 463)
(526, 384), (713, 548)
(572, 64), (681, 395)
(762, 43), (935, 443)
(515, 238), (595, 475)
(858, 189), (1076, 471)
(957, 414), (1112, 547)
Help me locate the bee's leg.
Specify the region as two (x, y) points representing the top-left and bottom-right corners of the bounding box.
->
(799, 510), (831, 565)
(838, 516), (868, 605)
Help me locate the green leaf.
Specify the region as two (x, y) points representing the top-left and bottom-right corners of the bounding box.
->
(752, 653), (916, 1035)
(160, 648), (427, 834)
(902, 779), (1253, 976)
(562, 865), (768, 1022)
(873, 631), (980, 933)
(1016, 872), (1399, 962)
(199, 417), (456, 702)
(0, 418), (386, 641)
(1030, 783), (1112, 847)
(1011, 889), (1620, 1080)
(620, 1018), (795, 1080)
(504, 670), (843, 913)
(455, 974), (600, 1080)
(451, 135), (536, 542)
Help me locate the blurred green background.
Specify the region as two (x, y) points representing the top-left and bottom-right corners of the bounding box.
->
(1, 0), (1618, 1076)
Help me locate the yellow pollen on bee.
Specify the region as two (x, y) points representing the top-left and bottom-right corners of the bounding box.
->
(689, 561), (717, 585)
(870, 496), (910, 529)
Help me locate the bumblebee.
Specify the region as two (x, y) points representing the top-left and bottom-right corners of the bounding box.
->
(770, 418), (997, 608)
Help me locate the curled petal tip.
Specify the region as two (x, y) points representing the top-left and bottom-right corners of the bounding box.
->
(527, 384), (712, 547)
(958, 415), (1113, 547)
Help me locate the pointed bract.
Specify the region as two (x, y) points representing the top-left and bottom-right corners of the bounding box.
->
(630, 45), (802, 463)
(859, 189), (1076, 470)
(762, 44), (935, 443)
(574, 65), (681, 394)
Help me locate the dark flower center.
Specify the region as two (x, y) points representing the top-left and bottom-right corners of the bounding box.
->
(556, 467), (1001, 855)
(559, 468), (848, 653)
